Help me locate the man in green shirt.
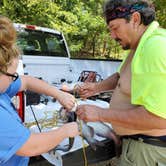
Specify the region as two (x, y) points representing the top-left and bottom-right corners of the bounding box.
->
(76, 0), (166, 165)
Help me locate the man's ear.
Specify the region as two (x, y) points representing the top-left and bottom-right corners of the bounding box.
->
(131, 12), (142, 26)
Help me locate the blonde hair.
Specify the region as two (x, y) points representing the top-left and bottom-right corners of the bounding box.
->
(0, 16), (20, 72)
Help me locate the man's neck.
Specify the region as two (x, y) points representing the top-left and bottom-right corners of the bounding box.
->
(132, 25), (149, 50)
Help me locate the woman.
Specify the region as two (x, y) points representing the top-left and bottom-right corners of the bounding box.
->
(0, 16), (79, 166)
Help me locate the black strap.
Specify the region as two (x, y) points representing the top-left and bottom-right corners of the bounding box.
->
(122, 134), (166, 147)
(123, 134), (166, 141)
(143, 139), (166, 147)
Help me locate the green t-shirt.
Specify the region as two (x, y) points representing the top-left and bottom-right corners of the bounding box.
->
(130, 21), (166, 119)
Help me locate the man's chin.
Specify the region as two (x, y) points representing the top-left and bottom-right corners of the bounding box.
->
(118, 41), (130, 50)
(122, 45), (130, 50)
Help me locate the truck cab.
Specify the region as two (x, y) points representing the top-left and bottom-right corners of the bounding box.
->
(14, 23), (73, 85)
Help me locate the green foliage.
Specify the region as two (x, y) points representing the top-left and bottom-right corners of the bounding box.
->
(153, 0), (166, 28)
(0, 0), (165, 60)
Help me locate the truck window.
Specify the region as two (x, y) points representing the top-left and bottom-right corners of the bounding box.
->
(17, 29), (68, 57)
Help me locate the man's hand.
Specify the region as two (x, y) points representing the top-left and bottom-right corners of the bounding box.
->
(76, 104), (101, 122)
(78, 82), (97, 99)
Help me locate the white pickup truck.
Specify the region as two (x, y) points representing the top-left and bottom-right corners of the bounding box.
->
(14, 23), (121, 166)
(14, 23), (120, 84)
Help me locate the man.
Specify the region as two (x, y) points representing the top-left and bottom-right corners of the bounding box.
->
(76, 0), (166, 165)
(0, 16), (79, 166)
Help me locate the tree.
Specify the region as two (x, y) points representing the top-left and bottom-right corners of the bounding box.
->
(0, 0), (165, 60)
(153, 0), (166, 28)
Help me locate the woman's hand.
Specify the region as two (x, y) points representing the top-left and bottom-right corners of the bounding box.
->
(63, 122), (80, 137)
(57, 91), (76, 111)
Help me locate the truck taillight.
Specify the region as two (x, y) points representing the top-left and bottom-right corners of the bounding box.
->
(26, 25), (36, 30)
(14, 92), (25, 122)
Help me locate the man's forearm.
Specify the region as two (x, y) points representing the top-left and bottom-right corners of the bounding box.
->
(96, 72), (119, 92)
(99, 106), (166, 130)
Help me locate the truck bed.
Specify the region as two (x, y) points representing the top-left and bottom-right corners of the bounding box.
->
(29, 139), (116, 166)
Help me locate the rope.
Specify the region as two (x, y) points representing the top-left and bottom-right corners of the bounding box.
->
(30, 105), (42, 132)
(79, 118), (88, 166)
(73, 84), (88, 166)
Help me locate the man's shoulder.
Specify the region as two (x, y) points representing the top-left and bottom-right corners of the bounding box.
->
(138, 27), (166, 68)
(150, 26), (166, 41)
(156, 27), (166, 35)
(144, 27), (166, 52)
(153, 27), (166, 39)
